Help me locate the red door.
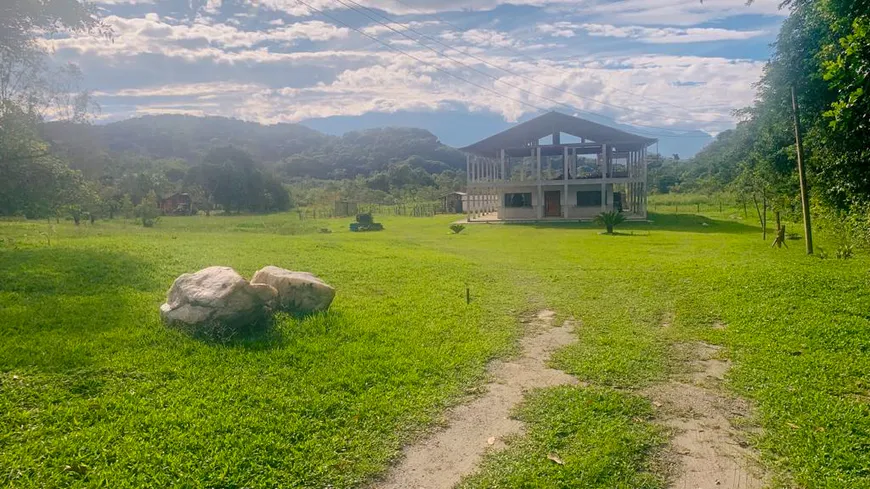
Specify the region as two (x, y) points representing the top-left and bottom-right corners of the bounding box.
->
(544, 191), (561, 217)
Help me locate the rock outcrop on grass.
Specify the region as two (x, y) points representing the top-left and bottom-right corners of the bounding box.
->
(251, 266), (336, 314)
(160, 266), (278, 334)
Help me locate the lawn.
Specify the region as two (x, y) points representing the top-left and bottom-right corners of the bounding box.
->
(1, 210), (868, 488)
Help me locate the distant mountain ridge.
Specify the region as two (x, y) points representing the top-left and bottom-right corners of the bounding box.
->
(42, 115), (467, 180)
(303, 110), (714, 159)
(42, 114), (710, 182)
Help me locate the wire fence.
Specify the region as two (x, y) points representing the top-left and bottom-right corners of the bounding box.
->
(358, 203), (443, 218)
(293, 202), (452, 220)
(647, 194), (752, 216)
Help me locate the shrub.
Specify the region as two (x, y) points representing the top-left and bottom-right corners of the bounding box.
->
(450, 224), (465, 234)
(350, 213), (383, 232)
(594, 211), (626, 234)
(136, 191), (161, 227)
(837, 244), (854, 260)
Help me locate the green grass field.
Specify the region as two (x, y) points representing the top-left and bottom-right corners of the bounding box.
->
(1, 210), (868, 488)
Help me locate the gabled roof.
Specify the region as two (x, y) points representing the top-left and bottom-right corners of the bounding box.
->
(460, 111), (657, 157)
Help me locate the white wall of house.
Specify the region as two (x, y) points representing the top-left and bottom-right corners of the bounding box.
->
(566, 184), (612, 219)
(497, 184), (616, 220)
(497, 185), (538, 220)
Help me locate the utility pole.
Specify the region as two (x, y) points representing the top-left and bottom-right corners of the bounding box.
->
(791, 86), (814, 255)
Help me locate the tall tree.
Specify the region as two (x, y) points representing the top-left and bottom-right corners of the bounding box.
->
(0, 0), (106, 217)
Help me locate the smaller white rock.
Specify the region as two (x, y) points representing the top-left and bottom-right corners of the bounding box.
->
(251, 266), (335, 314)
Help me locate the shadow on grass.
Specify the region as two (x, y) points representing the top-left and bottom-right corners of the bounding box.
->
(175, 310), (342, 351)
(646, 213), (759, 234)
(0, 247), (160, 296)
(506, 213), (759, 235)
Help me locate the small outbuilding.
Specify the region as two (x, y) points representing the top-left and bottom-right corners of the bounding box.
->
(440, 191), (467, 214)
(334, 200), (359, 217)
(160, 193), (192, 215)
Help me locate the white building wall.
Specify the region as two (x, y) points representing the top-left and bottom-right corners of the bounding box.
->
(565, 184), (612, 219)
(498, 184), (615, 220)
(498, 185), (538, 220)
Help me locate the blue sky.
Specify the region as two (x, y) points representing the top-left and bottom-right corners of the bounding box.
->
(45, 0), (786, 155)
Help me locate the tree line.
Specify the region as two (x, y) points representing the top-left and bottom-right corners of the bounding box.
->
(0, 2), (466, 224)
(650, 0), (870, 245)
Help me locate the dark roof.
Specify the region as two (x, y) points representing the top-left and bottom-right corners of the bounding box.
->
(460, 111), (657, 157)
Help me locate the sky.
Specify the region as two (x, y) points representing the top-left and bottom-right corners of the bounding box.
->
(44, 0), (787, 155)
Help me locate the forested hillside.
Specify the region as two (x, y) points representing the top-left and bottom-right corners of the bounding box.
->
(1, 114), (469, 219)
(647, 0), (870, 247)
(43, 115), (466, 180)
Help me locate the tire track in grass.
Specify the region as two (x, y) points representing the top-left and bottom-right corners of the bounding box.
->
(645, 341), (766, 489)
(374, 310), (578, 489)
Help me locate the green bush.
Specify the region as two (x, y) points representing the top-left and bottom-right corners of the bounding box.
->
(594, 211), (626, 234)
(350, 213), (383, 232)
(837, 244), (854, 259)
(450, 224), (465, 234)
(136, 191), (161, 228)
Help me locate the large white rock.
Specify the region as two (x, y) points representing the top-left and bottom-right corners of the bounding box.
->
(160, 266), (278, 330)
(251, 266), (335, 314)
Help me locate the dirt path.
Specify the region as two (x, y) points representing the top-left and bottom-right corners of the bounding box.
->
(646, 342), (765, 489)
(375, 310), (578, 489)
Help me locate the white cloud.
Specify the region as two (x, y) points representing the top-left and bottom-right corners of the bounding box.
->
(90, 48), (762, 134)
(245, 0), (785, 24)
(95, 81), (263, 98)
(540, 23), (768, 43)
(440, 29), (519, 49)
(361, 20), (441, 37)
(204, 0), (222, 14)
(567, 0), (784, 26)
(49, 0), (780, 134)
(45, 15), (351, 56)
(93, 0), (154, 4)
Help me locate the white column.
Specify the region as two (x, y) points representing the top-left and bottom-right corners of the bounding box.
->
(466, 154), (471, 186)
(642, 147), (648, 218)
(536, 147), (543, 219)
(520, 152), (526, 181)
(629, 151), (635, 213)
(563, 146), (569, 218)
(636, 150), (640, 213)
(572, 147), (577, 179)
(500, 149), (506, 182)
(601, 183), (606, 212)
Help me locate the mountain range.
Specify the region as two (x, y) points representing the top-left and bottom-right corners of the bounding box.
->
(42, 113), (711, 181)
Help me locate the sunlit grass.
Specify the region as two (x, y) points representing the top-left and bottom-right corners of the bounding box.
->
(1, 208), (868, 488)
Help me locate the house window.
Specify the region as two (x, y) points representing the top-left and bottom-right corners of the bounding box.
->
(504, 193), (532, 208)
(576, 190), (602, 207)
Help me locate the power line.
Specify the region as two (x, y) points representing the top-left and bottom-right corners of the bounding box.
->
(290, 0), (550, 116)
(385, 0), (731, 123)
(290, 0), (712, 139)
(339, 0), (733, 127)
(330, 0), (713, 137)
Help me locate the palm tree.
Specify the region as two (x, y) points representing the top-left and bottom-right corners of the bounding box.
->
(594, 211), (626, 234)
